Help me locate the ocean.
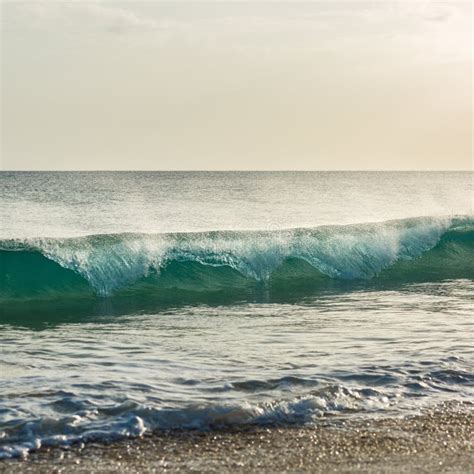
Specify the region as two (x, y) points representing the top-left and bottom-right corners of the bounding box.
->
(0, 171), (473, 458)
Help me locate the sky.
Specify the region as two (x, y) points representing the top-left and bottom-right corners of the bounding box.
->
(1, 0), (472, 170)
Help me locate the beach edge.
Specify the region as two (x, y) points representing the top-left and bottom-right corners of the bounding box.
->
(2, 402), (472, 473)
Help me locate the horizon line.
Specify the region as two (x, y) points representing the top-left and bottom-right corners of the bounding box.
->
(1, 169), (473, 173)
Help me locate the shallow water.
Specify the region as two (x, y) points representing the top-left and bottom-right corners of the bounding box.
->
(0, 172), (473, 458)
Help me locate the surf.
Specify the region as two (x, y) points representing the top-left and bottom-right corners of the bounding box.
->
(1, 216), (473, 304)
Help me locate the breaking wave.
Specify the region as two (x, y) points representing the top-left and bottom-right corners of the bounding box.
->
(1, 216), (473, 303)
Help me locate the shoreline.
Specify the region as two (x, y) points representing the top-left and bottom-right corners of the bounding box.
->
(1, 403), (472, 473)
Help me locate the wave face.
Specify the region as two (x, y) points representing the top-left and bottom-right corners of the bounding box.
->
(1, 216), (473, 301)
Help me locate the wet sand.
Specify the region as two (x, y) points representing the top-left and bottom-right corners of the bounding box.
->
(1, 403), (472, 473)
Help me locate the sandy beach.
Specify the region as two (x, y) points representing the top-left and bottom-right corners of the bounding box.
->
(1, 403), (472, 473)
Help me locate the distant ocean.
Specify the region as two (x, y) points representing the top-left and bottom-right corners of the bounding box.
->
(1, 171), (473, 458)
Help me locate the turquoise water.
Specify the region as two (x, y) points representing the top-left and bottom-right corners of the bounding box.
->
(0, 171), (473, 458)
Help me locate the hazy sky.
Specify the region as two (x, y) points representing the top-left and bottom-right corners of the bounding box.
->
(1, 1), (472, 170)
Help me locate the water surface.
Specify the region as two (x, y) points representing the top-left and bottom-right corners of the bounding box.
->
(1, 171), (472, 458)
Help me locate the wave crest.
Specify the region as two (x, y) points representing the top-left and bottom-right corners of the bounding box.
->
(1, 216), (473, 299)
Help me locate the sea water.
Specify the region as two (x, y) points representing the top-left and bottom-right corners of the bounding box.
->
(0, 171), (473, 457)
